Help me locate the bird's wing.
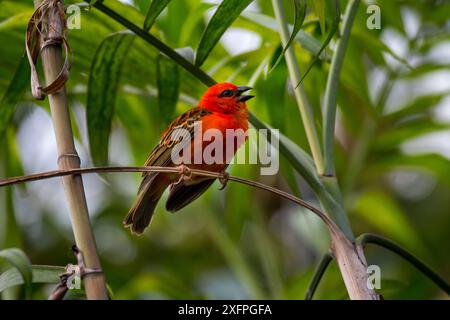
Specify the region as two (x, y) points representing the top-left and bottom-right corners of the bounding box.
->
(165, 179), (216, 213)
(138, 107), (211, 192)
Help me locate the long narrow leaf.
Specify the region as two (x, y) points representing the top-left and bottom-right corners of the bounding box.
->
(0, 265), (64, 293)
(143, 0), (172, 32)
(87, 31), (135, 166)
(157, 54), (180, 126)
(0, 248), (32, 298)
(241, 11), (323, 57)
(312, 0), (326, 34)
(269, 0), (307, 73)
(296, 0), (341, 87)
(195, 0), (253, 66)
(0, 55), (30, 138)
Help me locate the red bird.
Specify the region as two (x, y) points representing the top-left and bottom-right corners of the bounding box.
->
(124, 82), (253, 234)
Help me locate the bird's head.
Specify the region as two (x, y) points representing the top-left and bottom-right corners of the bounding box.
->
(199, 82), (254, 114)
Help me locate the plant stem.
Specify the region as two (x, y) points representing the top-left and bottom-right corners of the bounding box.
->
(0, 165), (335, 229)
(33, 0), (108, 299)
(271, 0), (325, 175)
(323, 0), (360, 176)
(305, 251), (332, 300)
(358, 233), (450, 295)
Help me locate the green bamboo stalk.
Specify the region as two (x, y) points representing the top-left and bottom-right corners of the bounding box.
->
(33, 0), (108, 299)
(271, 0), (325, 175)
(323, 0), (360, 176)
(271, 0), (353, 238)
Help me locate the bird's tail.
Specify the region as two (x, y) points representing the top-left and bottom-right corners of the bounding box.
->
(123, 175), (168, 234)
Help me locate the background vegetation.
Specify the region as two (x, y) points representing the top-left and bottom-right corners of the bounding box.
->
(0, 0), (449, 299)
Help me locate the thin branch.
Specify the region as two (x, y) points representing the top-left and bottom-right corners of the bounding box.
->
(358, 233), (450, 295)
(305, 251), (333, 300)
(323, 0), (360, 176)
(0, 166), (339, 232)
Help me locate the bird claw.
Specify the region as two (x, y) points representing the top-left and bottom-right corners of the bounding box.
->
(218, 171), (230, 190)
(48, 245), (103, 300)
(176, 165), (192, 185)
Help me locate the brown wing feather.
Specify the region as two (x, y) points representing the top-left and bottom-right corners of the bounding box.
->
(138, 107), (212, 192)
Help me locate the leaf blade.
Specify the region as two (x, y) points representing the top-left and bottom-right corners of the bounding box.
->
(0, 55), (30, 138)
(195, 0), (253, 66)
(269, 0), (307, 73)
(157, 54), (180, 127)
(296, 0), (341, 87)
(0, 248), (32, 298)
(0, 265), (64, 294)
(143, 0), (172, 32)
(87, 31), (135, 166)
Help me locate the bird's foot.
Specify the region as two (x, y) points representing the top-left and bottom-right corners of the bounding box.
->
(176, 164), (192, 185)
(218, 171), (230, 190)
(48, 245), (103, 300)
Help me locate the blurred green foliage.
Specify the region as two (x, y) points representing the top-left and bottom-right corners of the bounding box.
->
(0, 0), (449, 299)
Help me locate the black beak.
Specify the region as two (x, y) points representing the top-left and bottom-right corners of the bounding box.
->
(236, 86), (254, 102)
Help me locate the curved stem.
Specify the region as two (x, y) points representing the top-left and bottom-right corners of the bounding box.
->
(0, 166), (338, 232)
(323, 0), (360, 176)
(305, 251), (333, 300)
(358, 233), (450, 295)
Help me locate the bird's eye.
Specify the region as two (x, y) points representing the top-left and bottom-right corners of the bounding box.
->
(220, 89), (234, 97)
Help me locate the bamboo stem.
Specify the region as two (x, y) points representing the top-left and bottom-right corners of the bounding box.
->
(271, 0), (379, 299)
(271, 0), (325, 175)
(0, 165), (336, 230)
(32, 0), (108, 299)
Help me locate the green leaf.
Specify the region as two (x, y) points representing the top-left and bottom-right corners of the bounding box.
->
(157, 54), (180, 126)
(241, 11), (323, 57)
(370, 153), (450, 186)
(375, 119), (449, 150)
(258, 46), (287, 130)
(0, 248), (32, 298)
(269, 0), (306, 73)
(352, 29), (413, 70)
(312, 0), (326, 34)
(296, 0), (340, 86)
(87, 31), (135, 166)
(0, 54), (30, 138)
(0, 265), (64, 294)
(143, 0), (172, 32)
(384, 93), (449, 122)
(195, 0), (253, 66)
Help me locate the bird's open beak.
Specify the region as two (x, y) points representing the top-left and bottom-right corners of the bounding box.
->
(236, 86), (254, 102)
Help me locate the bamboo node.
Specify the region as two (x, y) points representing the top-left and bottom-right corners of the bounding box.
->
(48, 245), (104, 300)
(57, 153), (80, 166)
